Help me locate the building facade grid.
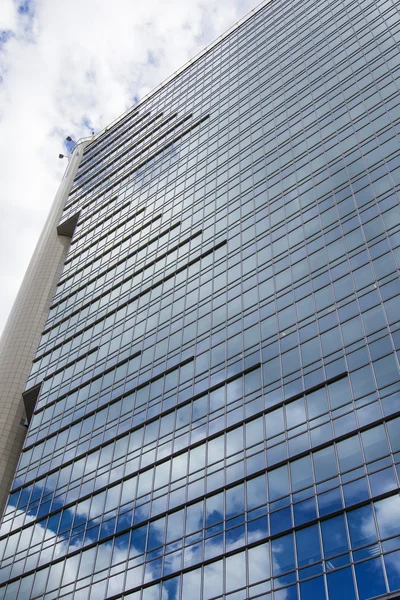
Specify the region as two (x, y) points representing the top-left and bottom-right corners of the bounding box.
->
(0, 0), (400, 598)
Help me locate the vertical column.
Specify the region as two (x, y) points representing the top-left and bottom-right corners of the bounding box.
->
(0, 141), (88, 514)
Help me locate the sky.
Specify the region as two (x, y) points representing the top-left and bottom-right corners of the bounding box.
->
(0, 0), (260, 336)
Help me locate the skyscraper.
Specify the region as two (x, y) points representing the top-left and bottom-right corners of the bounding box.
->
(0, 0), (400, 597)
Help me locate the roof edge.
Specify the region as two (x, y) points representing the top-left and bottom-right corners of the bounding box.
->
(81, 0), (272, 150)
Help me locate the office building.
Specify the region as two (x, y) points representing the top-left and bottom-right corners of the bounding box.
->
(0, 0), (400, 598)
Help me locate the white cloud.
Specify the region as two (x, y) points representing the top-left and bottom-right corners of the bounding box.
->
(2, 502), (274, 598)
(0, 0), (17, 33)
(0, 0), (260, 335)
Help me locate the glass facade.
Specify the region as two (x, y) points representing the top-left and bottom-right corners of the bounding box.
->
(1, 0), (400, 597)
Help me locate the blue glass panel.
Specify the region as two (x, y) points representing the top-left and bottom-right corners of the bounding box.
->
(161, 576), (179, 600)
(270, 507), (292, 535)
(318, 488), (343, 517)
(296, 525), (321, 567)
(343, 478), (369, 507)
(293, 497), (317, 526)
(384, 550), (400, 593)
(248, 516), (268, 539)
(226, 550), (246, 593)
(203, 559), (223, 599)
(327, 567), (356, 600)
(374, 496), (400, 539)
(143, 583), (160, 600)
(130, 525), (146, 556)
(347, 505), (377, 548)
(268, 465), (289, 501)
(272, 534), (295, 576)
(321, 515), (349, 557)
(246, 475), (267, 509)
(290, 456), (313, 492)
(336, 436), (363, 472)
(4, 0), (400, 596)
(354, 557), (387, 600)
(274, 584), (298, 600)
(361, 425), (390, 462)
(313, 447), (337, 482)
(248, 542), (270, 585)
(182, 567), (201, 599)
(386, 418), (400, 452)
(370, 466), (398, 496)
(300, 576), (326, 600)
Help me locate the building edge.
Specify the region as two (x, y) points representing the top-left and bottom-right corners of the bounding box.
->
(82, 0), (273, 154)
(0, 141), (89, 515)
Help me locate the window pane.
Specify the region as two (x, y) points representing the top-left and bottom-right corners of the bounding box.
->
(374, 496), (400, 538)
(272, 533), (295, 575)
(203, 559), (223, 599)
(313, 447), (337, 482)
(337, 436), (363, 472)
(355, 557), (386, 600)
(296, 524), (321, 567)
(248, 542), (270, 585)
(181, 567), (201, 600)
(268, 465), (289, 501)
(321, 515), (349, 557)
(361, 425), (390, 462)
(385, 550), (400, 593)
(300, 576), (325, 600)
(347, 505), (377, 548)
(327, 567), (356, 600)
(226, 550), (246, 593)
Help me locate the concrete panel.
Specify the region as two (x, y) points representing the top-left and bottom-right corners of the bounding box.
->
(0, 141), (88, 515)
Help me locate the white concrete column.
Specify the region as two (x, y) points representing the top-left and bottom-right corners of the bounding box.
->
(0, 141), (88, 515)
